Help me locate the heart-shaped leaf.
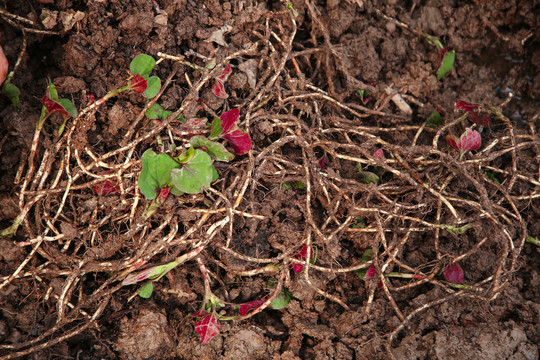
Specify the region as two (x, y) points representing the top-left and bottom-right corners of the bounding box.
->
(194, 313), (221, 345)
(220, 108), (239, 134)
(446, 135), (460, 150)
(426, 109), (444, 128)
(138, 150), (181, 200)
(144, 75), (161, 98)
(130, 54), (156, 76)
(437, 48), (455, 80)
(138, 282), (154, 298)
(129, 74), (148, 94)
(212, 80), (228, 99)
(223, 130), (252, 155)
(39, 96), (77, 118)
(190, 136), (234, 162)
(455, 100), (479, 112)
(170, 149), (215, 194)
(238, 298), (266, 316)
(57, 98), (78, 118)
(459, 128), (481, 151)
(217, 63), (232, 82)
(444, 263), (464, 284)
(269, 287), (293, 310)
(145, 103), (172, 120)
(456, 100), (490, 125)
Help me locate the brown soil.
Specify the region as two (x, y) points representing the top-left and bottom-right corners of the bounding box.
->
(0, 1), (539, 359)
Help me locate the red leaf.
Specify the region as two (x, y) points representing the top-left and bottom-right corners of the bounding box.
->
(292, 263), (304, 274)
(158, 187), (171, 201)
(220, 109), (240, 134)
(459, 128), (481, 151)
(92, 180), (120, 196)
(456, 100), (490, 125)
(212, 80), (228, 99)
(194, 313), (221, 345)
(39, 96), (72, 117)
(444, 263), (464, 284)
(292, 245), (316, 273)
(219, 109), (251, 155)
(445, 135), (460, 150)
(373, 149), (385, 159)
(191, 310), (207, 319)
(217, 63), (232, 82)
(129, 74), (147, 94)
(238, 298), (266, 316)
(468, 113), (491, 126)
(439, 46), (450, 62)
(455, 100), (479, 112)
(295, 245), (309, 261)
(223, 129), (251, 155)
(364, 265), (376, 280)
(318, 156), (329, 170)
(87, 93), (95, 105)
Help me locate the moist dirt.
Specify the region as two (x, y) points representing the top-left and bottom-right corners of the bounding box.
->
(0, 1), (539, 359)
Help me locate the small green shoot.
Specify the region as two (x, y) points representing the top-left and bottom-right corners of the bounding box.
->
(437, 48), (455, 80)
(526, 236), (539, 246)
(1, 81), (20, 108)
(145, 103), (172, 120)
(436, 224), (472, 235)
(426, 108), (444, 128)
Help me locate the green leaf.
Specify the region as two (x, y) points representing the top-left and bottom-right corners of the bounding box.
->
(436, 224), (472, 235)
(9, 95), (19, 108)
(146, 103), (172, 120)
(361, 249), (374, 262)
(2, 82), (20, 109)
(170, 149), (214, 194)
(209, 118), (223, 140)
(48, 80), (58, 101)
(144, 76), (161, 98)
(176, 146), (195, 164)
(170, 187), (184, 196)
(57, 98), (78, 118)
(360, 171), (379, 184)
(138, 150), (181, 199)
(437, 50), (455, 80)
(295, 181), (306, 190)
(130, 54), (156, 76)
(426, 110), (444, 128)
(350, 216), (366, 229)
(281, 182), (292, 190)
(270, 287), (293, 309)
(485, 172), (501, 185)
(2, 82), (20, 98)
(425, 35), (443, 50)
(190, 136), (234, 162)
(138, 282), (154, 298)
